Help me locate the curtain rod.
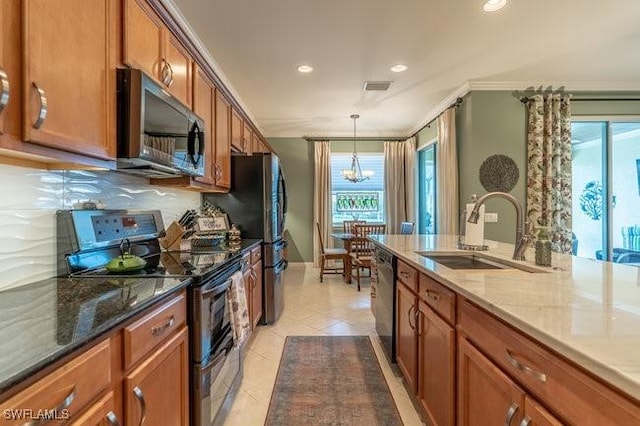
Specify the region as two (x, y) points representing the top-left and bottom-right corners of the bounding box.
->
(304, 136), (407, 142)
(520, 96), (640, 104)
(410, 96), (464, 138)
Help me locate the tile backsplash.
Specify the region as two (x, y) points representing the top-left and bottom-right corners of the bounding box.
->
(0, 164), (201, 290)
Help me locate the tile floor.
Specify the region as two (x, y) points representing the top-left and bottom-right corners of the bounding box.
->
(222, 263), (425, 426)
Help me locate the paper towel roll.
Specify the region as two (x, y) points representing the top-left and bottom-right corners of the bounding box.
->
(464, 203), (485, 246)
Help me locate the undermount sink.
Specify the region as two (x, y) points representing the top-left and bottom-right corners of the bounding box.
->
(416, 253), (548, 273)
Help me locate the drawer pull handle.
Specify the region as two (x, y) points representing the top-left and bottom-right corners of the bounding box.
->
(0, 67), (9, 115)
(425, 289), (440, 302)
(106, 411), (120, 426)
(32, 82), (48, 129)
(151, 315), (175, 336)
(504, 402), (519, 426)
(133, 386), (147, 426)
(506, 349), (547, 382)
(24, 386), (75, 426)
(399, 271), (410, 279)
(519, 417), (531, 426)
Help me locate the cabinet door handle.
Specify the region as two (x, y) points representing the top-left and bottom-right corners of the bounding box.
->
(165, 61), (174, 87)
(0, 67), (9, 115)
(151, 315), (175, 336)
(425, 289), (440, 302)
(399, 271), (410, 280)
(519, 417), (531, 426)
(415, 309), (423, 337)
(106, 411), (120, 426)
(407, 303), (416, 330)
(160, 58), (170, 86)
(251, 271), (258, 288)
(31, 82), (48, 129)
(133, 386), (147, 426)
(23, 386), (75, 426)
(504, 402), (519, 426)
(506, 349), (547, 382)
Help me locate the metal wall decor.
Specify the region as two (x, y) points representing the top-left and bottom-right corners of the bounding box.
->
(479, 154), (519, 192)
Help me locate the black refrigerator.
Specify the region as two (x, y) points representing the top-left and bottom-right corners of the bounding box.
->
(204, 153), (288, 323)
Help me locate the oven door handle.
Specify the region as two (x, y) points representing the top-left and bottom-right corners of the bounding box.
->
(200, 278), (232, 299)
(200, 338), (235, 374)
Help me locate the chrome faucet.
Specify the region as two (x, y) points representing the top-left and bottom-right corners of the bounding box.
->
(467, 191), (531, 260)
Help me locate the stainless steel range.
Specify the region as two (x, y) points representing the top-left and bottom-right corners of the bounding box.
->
(56, 209), (246, 426)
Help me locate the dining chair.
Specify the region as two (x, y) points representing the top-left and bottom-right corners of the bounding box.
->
(316, 222), (349, 283)
(400, 221), (415, 235)
(349, 224), (386, 291)
(343, 220), (366, 234)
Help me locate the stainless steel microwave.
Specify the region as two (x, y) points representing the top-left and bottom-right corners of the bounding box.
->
(116, 68), (205, 178)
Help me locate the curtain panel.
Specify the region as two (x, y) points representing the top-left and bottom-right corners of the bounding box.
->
(436, 108), (458, 235)
(383, 138), (417, 234)
(313, 141), (332, 266)
(526, 94), (572, 253)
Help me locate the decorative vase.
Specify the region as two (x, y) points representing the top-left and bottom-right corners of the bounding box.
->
(535, 227), (552, 267)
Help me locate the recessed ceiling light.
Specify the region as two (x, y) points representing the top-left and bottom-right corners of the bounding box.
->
(297, 65), (314, 73)
(390, 64), (408, 73)
(483, 0), (507, 12)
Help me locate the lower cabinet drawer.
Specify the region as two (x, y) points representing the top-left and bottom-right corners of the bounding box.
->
(123, 292), (186, 370)
(0, 339), (111, 425)
(459, 299), (640, 425)
(418, 273), (455, 325)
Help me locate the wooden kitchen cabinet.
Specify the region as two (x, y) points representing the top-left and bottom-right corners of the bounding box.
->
(521, 395), (564, 426)
(458, 337), (525, 426)
(231, 108), (246, 154)
(460, 299), (640, 425)
(22, 0), (116, 160)
(124, 327), (189, 426)
(0, 340), (112, 425)
(70, 391), (119, 426)
(243, 122), (253, 155)
(417, 300), (455, 426)
(192, 64), (215, 185)
(0, 1), (21, 148)
(396, 281), (418, 394)
(123, 0), (192, 107)
(214, 89), (231, 189)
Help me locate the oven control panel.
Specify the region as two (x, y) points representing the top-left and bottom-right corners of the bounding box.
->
(92, 213), (158, 242)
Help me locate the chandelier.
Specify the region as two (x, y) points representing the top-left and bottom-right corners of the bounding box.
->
(341, 114), (375, 183)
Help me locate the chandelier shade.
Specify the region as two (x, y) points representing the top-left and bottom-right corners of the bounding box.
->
(341, 114), (375, 183)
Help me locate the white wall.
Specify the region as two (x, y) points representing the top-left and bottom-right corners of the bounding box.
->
(0, 164), (200, 290)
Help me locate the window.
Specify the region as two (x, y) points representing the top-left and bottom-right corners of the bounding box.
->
(572, 119), (640, 264)
(331, 153), (385, 225)
(418, 144), (436, 234)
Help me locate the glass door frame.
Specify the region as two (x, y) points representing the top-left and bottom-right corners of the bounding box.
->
(572, 115), (640, 261)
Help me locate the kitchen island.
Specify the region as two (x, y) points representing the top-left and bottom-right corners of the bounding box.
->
(370, 234), (640, 425)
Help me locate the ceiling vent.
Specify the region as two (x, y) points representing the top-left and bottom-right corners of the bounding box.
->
(363, 81), (392, 91)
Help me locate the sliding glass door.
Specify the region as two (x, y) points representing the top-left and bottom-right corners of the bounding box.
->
(571, 120), (640, 264)
(418, 145), (436, 234)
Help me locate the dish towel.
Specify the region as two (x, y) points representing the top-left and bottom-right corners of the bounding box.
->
(227, 270), (251, 347)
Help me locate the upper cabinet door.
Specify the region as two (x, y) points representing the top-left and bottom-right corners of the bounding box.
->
(22, 0), (115, 160)
(192, 64), (214, 185)
(0, 1), (20, 144)
(123, 0), (163, 83)
(163, 32), (192, 108)
(214, 89), (231, 189)
(243, 122), (253, 155)
(230, 108), (244, 153)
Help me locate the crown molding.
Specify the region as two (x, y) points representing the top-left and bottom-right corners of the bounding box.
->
(408, 82), (471, 136)
(158, 0), (262, 133)
(467, 80), (640, 92)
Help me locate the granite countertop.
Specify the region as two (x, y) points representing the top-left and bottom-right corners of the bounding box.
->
(0, 274), (191, 395)
(370, 234), (640, 401)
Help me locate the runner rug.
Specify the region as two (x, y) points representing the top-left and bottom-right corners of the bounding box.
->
(264, 335), (403, 425)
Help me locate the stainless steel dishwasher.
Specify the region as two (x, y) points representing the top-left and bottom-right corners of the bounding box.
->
(373, 246), (395, 363)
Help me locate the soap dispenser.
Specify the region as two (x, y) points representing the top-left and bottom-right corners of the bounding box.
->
(535, 227), (552, 267)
